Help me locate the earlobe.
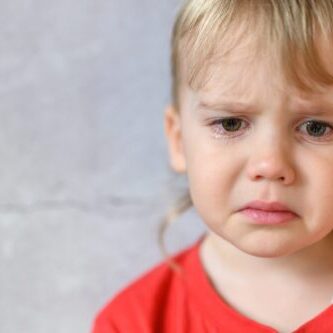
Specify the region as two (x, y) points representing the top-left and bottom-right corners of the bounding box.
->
(164, 105), (187, 173)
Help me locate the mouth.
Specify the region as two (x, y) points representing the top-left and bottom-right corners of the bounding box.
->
(238, 200), (298, 225)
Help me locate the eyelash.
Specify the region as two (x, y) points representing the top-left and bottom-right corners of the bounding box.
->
(208, 117), (333, 142)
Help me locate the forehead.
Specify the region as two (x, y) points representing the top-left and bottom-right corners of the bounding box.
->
(182, 29), (333, 106)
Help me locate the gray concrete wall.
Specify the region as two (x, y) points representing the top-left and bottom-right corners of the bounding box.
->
(1, 1), (206, 332)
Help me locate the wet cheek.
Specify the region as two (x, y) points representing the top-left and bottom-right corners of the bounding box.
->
(183, 128), (241, 196)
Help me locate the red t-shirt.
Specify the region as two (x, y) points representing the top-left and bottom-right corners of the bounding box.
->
(92, 234), (333, 332)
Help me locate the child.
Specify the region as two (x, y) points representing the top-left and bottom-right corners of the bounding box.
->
(92, 0), (333, 332)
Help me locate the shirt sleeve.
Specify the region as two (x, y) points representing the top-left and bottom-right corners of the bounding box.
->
(91, 314), (120, 333)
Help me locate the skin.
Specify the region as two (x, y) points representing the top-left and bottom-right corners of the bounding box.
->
(164, 29), (333, 332)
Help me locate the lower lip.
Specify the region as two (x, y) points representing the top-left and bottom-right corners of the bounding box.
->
(240, 208), (298, 225)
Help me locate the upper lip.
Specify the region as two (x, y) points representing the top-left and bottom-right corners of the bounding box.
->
(239, 200), (296, 213)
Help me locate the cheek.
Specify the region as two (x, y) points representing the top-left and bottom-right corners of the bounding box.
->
(184, 137), (239, 208)
(309, 166), (333, 219)
(296, 150), (333, 231)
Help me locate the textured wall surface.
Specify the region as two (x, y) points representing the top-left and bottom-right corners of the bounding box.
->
(1, 1), (206, 332)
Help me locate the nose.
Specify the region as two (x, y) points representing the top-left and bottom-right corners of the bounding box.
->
(246, 139), (296, 185)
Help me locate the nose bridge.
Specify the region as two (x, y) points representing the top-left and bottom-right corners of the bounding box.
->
(257, 135), (288, 168)
(246, 118), (295, 183)
(261, 121), (289, 153)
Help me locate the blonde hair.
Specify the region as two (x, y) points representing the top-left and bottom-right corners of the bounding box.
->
(159, 0), (333, 267)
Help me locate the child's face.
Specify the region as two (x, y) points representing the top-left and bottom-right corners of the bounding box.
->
(165, 34), (333, 258)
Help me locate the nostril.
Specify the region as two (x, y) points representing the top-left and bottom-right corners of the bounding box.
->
(253, 175), (285, 181)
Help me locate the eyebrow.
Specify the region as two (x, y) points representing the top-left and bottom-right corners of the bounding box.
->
(198, 101), (256, 113)
(197, 100), (333, 116)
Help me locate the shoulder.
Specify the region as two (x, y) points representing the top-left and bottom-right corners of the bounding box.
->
(92, 240), (201, 332)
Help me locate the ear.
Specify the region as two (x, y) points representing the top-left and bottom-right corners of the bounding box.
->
(164, 104), (187, 173)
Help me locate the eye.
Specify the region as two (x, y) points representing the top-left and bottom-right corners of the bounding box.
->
(297, 120), (333, 140)
(209, 117), (248, 138)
